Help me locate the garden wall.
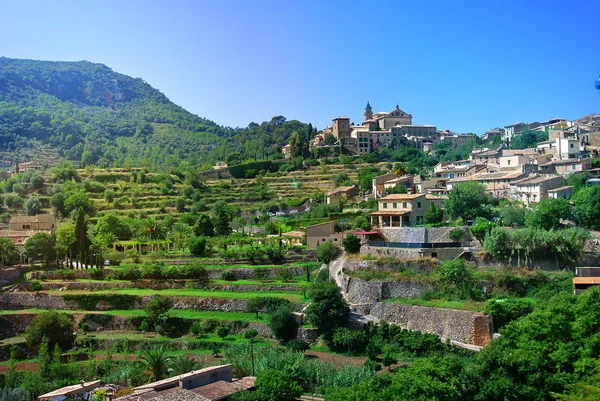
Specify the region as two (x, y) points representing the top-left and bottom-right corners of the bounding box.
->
(0, 267), (29, 285)
(368, 302), (493, 347)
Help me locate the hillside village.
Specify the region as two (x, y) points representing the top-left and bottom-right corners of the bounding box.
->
(1, 59), (600, 400)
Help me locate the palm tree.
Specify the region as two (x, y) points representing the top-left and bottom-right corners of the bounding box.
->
(170, 223), (192, 254)
(0, 237), (19, 267)
(137, 346), (172, 382)
(143, 217), (166, 241)
(168, 355), (199, 375)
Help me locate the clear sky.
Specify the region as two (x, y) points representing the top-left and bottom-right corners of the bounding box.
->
(1, 0), (599, 134)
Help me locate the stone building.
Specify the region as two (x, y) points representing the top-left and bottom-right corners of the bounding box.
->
(370, 194), (444, 228)
(509, 174), (566, 206)
(326, 185), (359, 206)
(305, 221), (344, 249)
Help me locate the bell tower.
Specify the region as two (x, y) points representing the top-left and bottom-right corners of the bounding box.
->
(364, 101), (373, 121)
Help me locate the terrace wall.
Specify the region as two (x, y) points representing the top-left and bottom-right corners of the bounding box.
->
(368, 302), (493, 346)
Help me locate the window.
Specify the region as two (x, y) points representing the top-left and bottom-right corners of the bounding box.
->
(571, 164), (576, 170)
(417, 202), (422, 208)
(22, 225), (31, 229)
(508, 159), (511, 165)
(393, 202), (397, 208)
(383, 202), (388, 209)
(402, 202), (407, 208)
(570, 143), (574, 148)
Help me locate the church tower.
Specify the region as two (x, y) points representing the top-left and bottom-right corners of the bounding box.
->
(364, 101), (373, 121)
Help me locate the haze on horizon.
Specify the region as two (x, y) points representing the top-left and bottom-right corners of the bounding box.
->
(1, 0), (599, 134)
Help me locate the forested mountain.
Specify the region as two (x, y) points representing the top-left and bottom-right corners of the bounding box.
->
(0, 57), (309, 169)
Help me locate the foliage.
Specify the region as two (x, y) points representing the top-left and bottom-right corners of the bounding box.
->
(484, 298), (535, 330)
(424, 203), (444, 224)
(316, 240), (341, 263)
(24, 232), (55, 262)
(268, 307), (298, 342)
(62, 293), (140, 310)
(469, 217), (495, 243)
(445, 181), (493, 222)
(221, 270), (237, 281)
(136, 346), (172, 382)
(497, 204), (526, 227)
(189, 236), (207, 256)
(305, 280), (349, 341)
(332, 327), (368, 354)
(246, 297), (291, 318)
(525, 198), (572, 230)
(144, 295), (173, 330)
(342, 234), (361, 254)
(24, 196), (42, 216)
(483, 226), (589, 266)
(0, 237), (19, 266)
(234, 369), (302, 401)
(448, 227), (465, 242)
(217, 325), (230, 339)
(25, 311), (75, 351)
(571, 186), (600, 230)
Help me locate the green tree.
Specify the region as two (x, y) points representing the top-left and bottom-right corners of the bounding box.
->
(305, 280), (349, 342)
(268, 307), (299, 342)
(342, 234), (361, 254)
(55, 223), (76, 267)
(423, 203), (444, 224)
(217, 325), (230, 339)
(213, 209), (232, 236)
(24, 196), (42, 216)
(24, 232), (55, 263)
(236, 369), (302, 401)
(144, 295), (173, 331)
(25, 311), (75, 351)
(193, 214), (214, 237)
(137, 346), (172, 382)
(469, 217), (495, 243)
(0, 237), (19, 266)
(50, 161), (79, 183)
(571, 186), (600, 230)
(73, 208), (90, 266)
(525, 197), (572, 230)
(316, 240), (341, 263)
(189, 236), (207, 256)
(445, 181), (492, 222)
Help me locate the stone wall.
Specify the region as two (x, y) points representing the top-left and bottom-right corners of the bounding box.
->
(0, 314), (35, 338)
(21, 281), (303, 293)
(0, 267), (29, 285)
(0, 293), (250, 312)
(368, 302), (493, 346)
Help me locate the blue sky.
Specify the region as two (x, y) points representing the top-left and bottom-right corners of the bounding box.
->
(1, 0), (599, 134)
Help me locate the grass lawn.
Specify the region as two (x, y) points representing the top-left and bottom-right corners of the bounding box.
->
(381, 298), (486, 312)
(40, 277), (310, 287)
(45, 288), (306, 303)
(86, 331), (272, 345)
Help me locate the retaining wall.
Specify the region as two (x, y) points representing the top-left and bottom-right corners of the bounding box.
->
(0, 267), (29, 285)
(368, 302), (493, 346)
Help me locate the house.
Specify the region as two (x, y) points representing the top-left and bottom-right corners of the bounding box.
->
(369, 193), (444, 228)
(414, 177), (449, 196)
(213, 161), (228, 170)
(326, 185), (359, 206)
(469, 147), (502, 165)
(305, 221), (344, 249)
(447, 169), (528, 199)
(509, 174), (565, 206)
(38, 380), (102, 400)
(540, 158), (591, 175)
(9, 214), (56, 232)
(573, 267), (600, 294)
(503, 122), (528, 143)
(372, 173), (401, 198)
(13, 161), (42, 174)
(483, 128), (505, 142)
(547, 186), (574, 200)
(118, 365), (256, 401)
(382, 175), (414, 194)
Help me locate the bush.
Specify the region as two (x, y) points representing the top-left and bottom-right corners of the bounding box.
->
(29, 280), (43, 291)
(144, 295), (173, 330)
(217, 325), (230, 339)
(114, 265), (141, 280)
(316, 240), (341, 264)
(332, 327), (368, 354)
(221, 270), (237, 281)
(342, 234), (361, 254)
(191, 321), (204, 337)
(265, 247), (285, 265)
(276, 269), (294, 282)
(25, 311), (75, 351)
(141, 263), (164, 280)
(253, 267), (269, 281)
(88, 268), (104, 280)
(448, 227), (465, 242)
(287, 339), (310, 353)
(268, 307), (298, 342)
(484, 298), (535, 330)
(190, 236), (207, 256)
(105, 250), (125, 266)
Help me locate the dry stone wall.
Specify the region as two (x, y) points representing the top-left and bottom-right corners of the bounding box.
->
(368, 302), (493, 346)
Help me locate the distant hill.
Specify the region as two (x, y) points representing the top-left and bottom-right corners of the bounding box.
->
(0, 57), (310, 170)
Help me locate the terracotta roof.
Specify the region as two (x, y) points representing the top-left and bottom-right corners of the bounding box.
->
(379, 193), (425, 200)
(425, 194), (447, 200)
(191, 379), (255, 400)
(327, 186), (356, 196)
(573, 277), (600, 285)
(283, 231), (305, 238)
(502, 149), (537, 156)
(449, 170), (525, 183)
(511, 175), (563, 186)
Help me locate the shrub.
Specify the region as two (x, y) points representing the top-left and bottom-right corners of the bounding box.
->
(246, 248), (266, 265)
(144, 295), (173, 330)
(253, 267), (269, 281)
(190, 236), (207, 256)
(268, 307), (298, 342)
(332, 327), (368, 354)
(88, 268), (104, 280)
(217, 325), (230, 339)
(25, 311), (75, 351)
(221, 270), (237, 281)
(342, 234), (361, 254)
(105, 250), (125, 266)
(265, 247), (285, 265)
(316, 240), (341, 264)
(141, 263), (164, 280)
(29, 280), (43, 291)
(202, 319), (219, 334)
(484, 298), (535, 330)
(54, 269), (76, 280)
(276, 269), (294, 282)
(448, 227), (465, 242)
(286, 339), (310, 353)
(191, 321), (204, 336)
(114, 265), (141, 280)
